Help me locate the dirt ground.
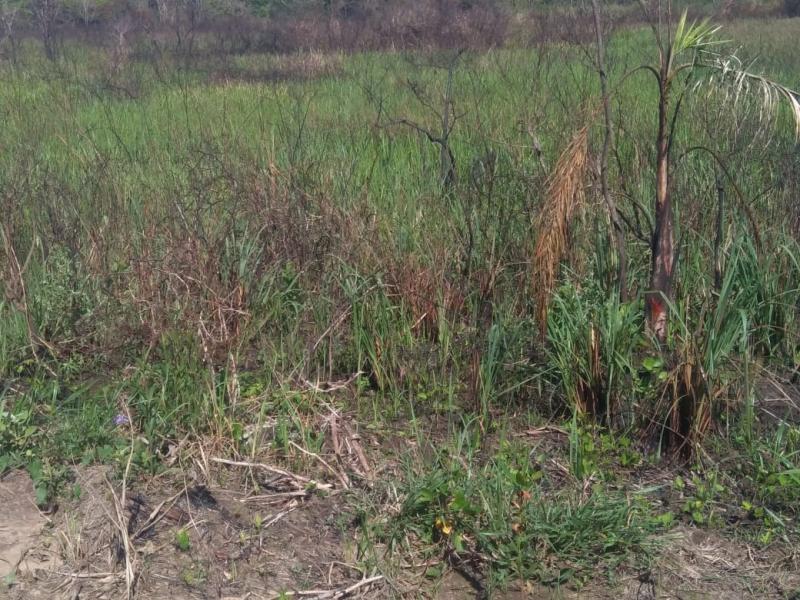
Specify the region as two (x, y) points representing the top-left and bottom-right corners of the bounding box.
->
(2, 464), (799, 600)
(0, 462), (377, 600)
(2, 406), (800, 599)
(0, 471), (48, 583)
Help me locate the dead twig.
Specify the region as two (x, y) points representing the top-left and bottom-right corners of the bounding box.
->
(288, 440), (350, 489)
(266, 574), (384, 599)
(300, 371), (363, 393)
(240, 490), (311, 504)
(210, 457), (334, 491)
(105, 436), (136, 598)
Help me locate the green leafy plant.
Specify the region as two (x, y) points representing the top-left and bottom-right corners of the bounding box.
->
(383, 436), (661, 589)
(175, 528), (191, 552)
(678, 472), (726, 526)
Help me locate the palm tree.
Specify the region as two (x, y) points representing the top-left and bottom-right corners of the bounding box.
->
(532, 7), (799, 350)
(637, 8), (800, 341)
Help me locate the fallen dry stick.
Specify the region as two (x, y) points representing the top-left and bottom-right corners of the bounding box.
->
(342, 422), (372, 482)
(52, 572), (121, 580)
(267, 574), (384, 599)
(289, 440), (350, 489)
(261, 505), (297, 529)
(210, 457), (334, 491)
(240, 490), (311, 504)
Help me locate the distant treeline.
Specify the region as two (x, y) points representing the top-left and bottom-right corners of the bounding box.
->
(0, 0), (793, 60)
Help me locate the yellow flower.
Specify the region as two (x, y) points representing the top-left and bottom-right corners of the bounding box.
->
(435, 517), (453, 536)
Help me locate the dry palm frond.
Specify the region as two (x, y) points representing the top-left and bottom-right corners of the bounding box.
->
(531, 126), (590, 333)
(710, 55), (800, 139)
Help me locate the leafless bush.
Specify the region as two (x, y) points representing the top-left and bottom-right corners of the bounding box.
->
(0, 0), (19, 62)
(4, 0), (665, 67)
(126, 0), (510, 58)
(89, 157), (370, 362)
(31, 0), (62, 60)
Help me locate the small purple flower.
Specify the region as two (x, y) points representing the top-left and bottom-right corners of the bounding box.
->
(114, 413), (130, 426)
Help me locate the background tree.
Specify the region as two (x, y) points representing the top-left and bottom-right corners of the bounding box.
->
(590, 0), (627, 301)
(30, 0), (62, 60)
(76, 0), (97, 26)
(0, 0), (20, 63)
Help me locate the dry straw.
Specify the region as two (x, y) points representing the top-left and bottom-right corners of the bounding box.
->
(532, 125), (590, 333)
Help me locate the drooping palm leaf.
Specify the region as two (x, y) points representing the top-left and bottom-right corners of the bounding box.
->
(710, 57), (800, 138)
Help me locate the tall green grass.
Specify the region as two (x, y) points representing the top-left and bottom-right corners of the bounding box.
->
(0, 18), (799, 474)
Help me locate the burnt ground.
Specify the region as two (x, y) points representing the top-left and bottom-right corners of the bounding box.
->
(2, 404), (800, 599)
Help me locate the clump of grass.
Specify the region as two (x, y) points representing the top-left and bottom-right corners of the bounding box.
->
(649, 235), (800, 454)
(545, 281), (642, 423)
(373, 436), (664, 590)
(0, 379), (124, 504)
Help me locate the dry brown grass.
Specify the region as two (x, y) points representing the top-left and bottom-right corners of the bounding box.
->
(385, 251), (466, 341)
(78, 161), (372, 365)
(531, 126), (590, 333)
(211, 52), (345, 86)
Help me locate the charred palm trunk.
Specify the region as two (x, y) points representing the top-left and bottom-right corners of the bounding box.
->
(647, 72), (675, 342)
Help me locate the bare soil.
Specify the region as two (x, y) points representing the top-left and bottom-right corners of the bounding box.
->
(0, 471), (49, 581)
(2, 409), (800, 599)
(0, 462), (376, 600)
